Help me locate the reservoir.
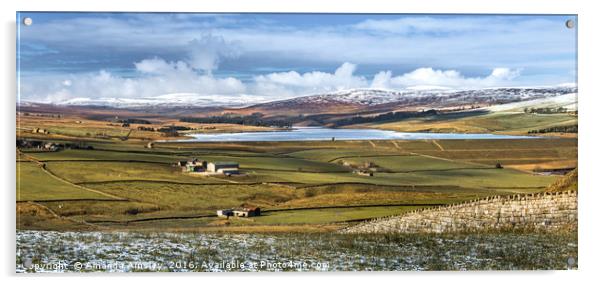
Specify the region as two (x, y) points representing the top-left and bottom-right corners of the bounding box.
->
(182, 127), (537, 142)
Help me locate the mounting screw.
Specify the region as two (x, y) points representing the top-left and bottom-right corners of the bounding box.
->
(567, 256), (576, 268)
(565, 19), (575, 29)
(23, 17), (32, 26)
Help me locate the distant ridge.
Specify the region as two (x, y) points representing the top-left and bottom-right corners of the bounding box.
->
(244, 86), (577, 115)
(22, 86), (577, 111)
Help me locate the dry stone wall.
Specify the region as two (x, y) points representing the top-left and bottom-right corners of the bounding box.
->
(341, 190), (577, 234)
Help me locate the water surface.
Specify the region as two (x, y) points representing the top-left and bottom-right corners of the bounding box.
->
(182, 127), (537, 142)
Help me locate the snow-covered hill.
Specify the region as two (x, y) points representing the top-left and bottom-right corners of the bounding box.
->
(34, 86), (577, 111)
(484, 93), (578, 112)
(250, 86), (577, 111)
(52, 93), (267, 108)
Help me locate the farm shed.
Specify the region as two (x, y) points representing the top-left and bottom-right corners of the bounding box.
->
(184, 159), (207, 172)
(207, 162), (239, 174)
(233, 207), (261, 217)
(217, 209), (234, 218)
(31, 128), (50, 134)
(43, 142), (60, 151)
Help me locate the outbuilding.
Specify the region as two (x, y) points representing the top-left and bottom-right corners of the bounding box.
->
(207, 162), (239, 174)
(233, 207), (261, 217)
(217, 209), (234, 218)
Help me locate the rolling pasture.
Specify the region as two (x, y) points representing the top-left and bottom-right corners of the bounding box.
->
(370, 107), (577, 135)
(16, 161), (111, 201)
(16, 137), (576, 232)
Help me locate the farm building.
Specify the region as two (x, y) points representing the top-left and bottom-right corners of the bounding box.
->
(177, 159), (240, 175)
(207, 162), (240, 175)
(181, 159), (207, 173)
(44, 142), (60, 151)
(217, 209), (234, 218)
(234, 207), (261, 217)
(217, 207), (260, 218)
(31, 128), (50, 134)
(353, 170), (373, 177)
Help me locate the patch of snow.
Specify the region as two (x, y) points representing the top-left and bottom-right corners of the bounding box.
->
(54, 93), (270, 108)
(484, 93), (578, 112)
(258, 86), (577, 109)
(33, 86), (578, 109)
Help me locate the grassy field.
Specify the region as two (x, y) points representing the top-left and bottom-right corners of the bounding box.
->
(17, 112), (279, 142)
(15, 107), (577, 232)
(26, 149), (188, 163)
(16, 162), (115, 201)
(43, 161), (227, 184)
(16, 132), (576, 232)
(368, 110), (577, 135)
(331, 154), (488, 171)
(250, 206), (423, 225)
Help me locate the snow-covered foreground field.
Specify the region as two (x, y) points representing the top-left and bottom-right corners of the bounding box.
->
(16, 230), (577, 272)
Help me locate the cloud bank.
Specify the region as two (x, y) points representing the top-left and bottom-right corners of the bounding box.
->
(22, 60), (523, 104)
(370, 67), (521, 89)
(32, 61), (246, 103)
(19, 14), (575, 78)
(17, 14), (574, 104)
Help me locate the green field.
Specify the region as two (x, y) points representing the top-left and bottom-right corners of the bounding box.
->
(16, 162), (115, 201)
(43, 161), (227, 184)
(16, 137), (576, 232)
(26, 149), (187, 163)
(331, 154), (487, 172)
(250, 206), (423, 225)
(371, 110), (577, 135)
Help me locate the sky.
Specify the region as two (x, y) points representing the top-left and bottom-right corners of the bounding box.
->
(17, 13), (577, 104)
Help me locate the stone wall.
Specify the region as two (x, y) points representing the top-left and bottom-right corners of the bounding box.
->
(341, 190), (577, 234)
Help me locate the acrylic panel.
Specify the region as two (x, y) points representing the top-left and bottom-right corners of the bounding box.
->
(16, 12), (578, 272)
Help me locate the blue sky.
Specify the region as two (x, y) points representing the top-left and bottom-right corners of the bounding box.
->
(17, 13), (577, 103)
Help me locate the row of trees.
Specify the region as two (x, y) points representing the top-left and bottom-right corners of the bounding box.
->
(157, 125), (193, 137)
(524, 107), (568, 114)
(332, 109), (438, 127)
(528, 124), (577, 134)
(180, 113), (293, 128)
(116, 118), (152, 124)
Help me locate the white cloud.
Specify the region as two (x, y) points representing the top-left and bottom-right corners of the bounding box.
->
(187, 33), (241, 75)
(134, 57), (185, 75)
(44, 89), (72, 103)
(22, 60), (525, 104)
(253, 62), (369, 96)
(23, 57), (247, 103)
(18, 14), (576, 104)
(372, 67), (522, 89)
(24, 63), (527, 104)
(370, 71), (392, 89)
(133, 34), (240, 77)
(490, 67), (521, 80)
(252, 64), (523, 97)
